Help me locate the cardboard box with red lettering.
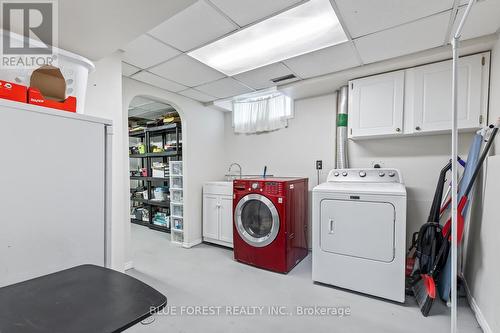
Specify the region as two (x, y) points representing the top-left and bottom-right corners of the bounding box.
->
(28, 65), (77, 112)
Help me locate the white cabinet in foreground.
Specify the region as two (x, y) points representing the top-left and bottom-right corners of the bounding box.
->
(0, 99), (112, 287)
(203, 182), (233, 248)
(348, 52), (490, 139)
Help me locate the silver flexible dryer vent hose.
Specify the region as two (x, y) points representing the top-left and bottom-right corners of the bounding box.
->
(336, 85), (349, 169)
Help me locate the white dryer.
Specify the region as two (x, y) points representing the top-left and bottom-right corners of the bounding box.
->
(312, 168), (406, 302)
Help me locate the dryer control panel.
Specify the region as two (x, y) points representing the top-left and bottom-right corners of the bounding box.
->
(327, 168), (403, 184)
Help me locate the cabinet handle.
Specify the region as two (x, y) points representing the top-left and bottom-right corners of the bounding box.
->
(395, 128), (401, 132)
(415, 126), (421, 131)
(329, 219), (335, 234)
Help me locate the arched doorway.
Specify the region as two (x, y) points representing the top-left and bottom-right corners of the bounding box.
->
(128, 96), (184, 266)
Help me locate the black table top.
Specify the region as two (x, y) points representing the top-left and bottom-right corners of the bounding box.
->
(0, 264), (167, 333)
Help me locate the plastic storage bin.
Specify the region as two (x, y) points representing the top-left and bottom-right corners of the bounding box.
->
(172, 216), (183, 230)
(171, 203), (183, 218)
(170, 188), (183, 204)
(169, 161), (183, 176)
(153, 187), (169, 201)
(0, 30), (94, 114)
(170, 176), (183, 189)
(171, 230), (183, 244)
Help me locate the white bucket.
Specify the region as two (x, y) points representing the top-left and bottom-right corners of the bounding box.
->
(0, 30), (95, 114)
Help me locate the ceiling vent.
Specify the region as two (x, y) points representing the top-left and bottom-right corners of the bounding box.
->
(271, 74), (296, 83)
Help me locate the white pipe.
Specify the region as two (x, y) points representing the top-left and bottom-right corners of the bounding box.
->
(450, 1), (476, 332)
(336, 86), (349, 169)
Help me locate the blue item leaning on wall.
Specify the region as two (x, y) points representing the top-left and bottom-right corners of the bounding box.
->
(438, 132), (483, 301)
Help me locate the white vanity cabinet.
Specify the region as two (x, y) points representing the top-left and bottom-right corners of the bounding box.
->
(203, 182), (234, 248)
(348, 52), (490, 139)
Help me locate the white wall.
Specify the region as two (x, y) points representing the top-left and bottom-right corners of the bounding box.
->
(122, 77), (226, 261)
(465, 36), (500, 333)
(85, 52), (126, 271)
(223, 94), (337, 243)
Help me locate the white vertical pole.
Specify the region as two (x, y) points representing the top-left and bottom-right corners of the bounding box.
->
(451, 36), (459, 333)
(451, 2), (476, 332)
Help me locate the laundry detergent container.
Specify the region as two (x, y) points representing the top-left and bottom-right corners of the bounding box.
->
(0, 30), (95, 114)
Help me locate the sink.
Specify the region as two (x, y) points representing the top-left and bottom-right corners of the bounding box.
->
(224, 174), (274, 181)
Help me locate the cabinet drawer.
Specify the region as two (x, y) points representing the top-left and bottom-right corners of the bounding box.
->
(203, 182), (233, 196)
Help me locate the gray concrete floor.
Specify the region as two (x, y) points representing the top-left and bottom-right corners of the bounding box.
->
(126, 224), (482, 333)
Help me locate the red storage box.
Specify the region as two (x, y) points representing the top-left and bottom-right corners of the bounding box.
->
(0, 80), (27, 103)
(28, 88), (77, 113)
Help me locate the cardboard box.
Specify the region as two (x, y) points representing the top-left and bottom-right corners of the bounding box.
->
(28, 65), (77, 112)
(28, 88), (77, 112)
(152, 168), (166, 178)
(0, 80), (27, 103)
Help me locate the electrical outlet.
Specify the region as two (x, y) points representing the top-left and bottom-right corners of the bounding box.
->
(316, 160), (323, 170)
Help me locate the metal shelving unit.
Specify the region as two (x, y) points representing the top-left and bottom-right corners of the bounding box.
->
(129, 122), (182, 233)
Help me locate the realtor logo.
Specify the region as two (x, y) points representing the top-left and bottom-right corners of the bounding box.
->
(1, 0), (58, 69)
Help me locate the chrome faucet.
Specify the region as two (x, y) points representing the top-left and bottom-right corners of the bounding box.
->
(228, 163), (242, 179)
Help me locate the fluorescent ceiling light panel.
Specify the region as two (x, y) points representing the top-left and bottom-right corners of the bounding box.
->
(188, 0), (347, 76)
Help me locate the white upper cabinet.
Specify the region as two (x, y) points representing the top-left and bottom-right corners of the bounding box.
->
(348, 52), (490, 139)
(349, 71), (405, 139)
(405, 53), (489, 134)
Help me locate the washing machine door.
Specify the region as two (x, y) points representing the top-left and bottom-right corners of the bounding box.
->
(235, 194), (280, 248)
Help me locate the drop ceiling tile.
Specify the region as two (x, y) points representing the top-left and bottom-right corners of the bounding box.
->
(149, 55), (225, 87)
(209, 0), (303, 27)
(195, 77), (253, 99)
(336, 0), (454, 38)
(122, 34), (181, 68)
(354, 11), (451, 64)
(233, 63), (298, 90)
(149, 0), (237, 52)
(284, 42), (361, 78)
(129, 96), (154, 108)
(131, 71), (187, 92)
(178, 88), (217, 103)
(122, 62), (141, 76)
(452, 1), (500, 40)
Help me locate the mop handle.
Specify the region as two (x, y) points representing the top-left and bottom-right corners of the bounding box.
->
(462, 119), (499, 197)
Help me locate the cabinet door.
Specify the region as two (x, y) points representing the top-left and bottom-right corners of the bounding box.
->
(406, 53), (487, 134)
(349, 71), (405, 138)
(219, 196), (234, 247)
(203, 195), (219, 240)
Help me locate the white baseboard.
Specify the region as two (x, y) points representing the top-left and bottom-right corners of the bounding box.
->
(124, 261), (134, 271)
(182, 238), (202, 248)
(463, 278), (492, 333)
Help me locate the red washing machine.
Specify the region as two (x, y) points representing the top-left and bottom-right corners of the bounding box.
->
(233, 177), (308, 273)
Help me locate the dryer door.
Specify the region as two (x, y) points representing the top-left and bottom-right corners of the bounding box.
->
(235, 194), (280, 248)
(320, 199), (395, 262)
